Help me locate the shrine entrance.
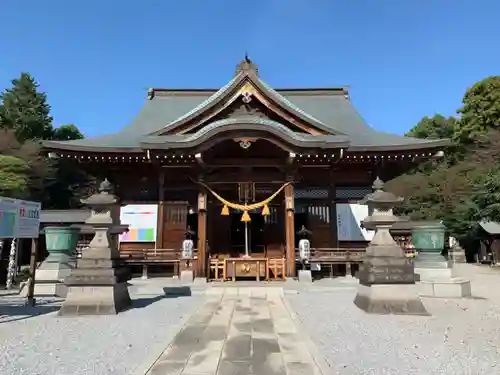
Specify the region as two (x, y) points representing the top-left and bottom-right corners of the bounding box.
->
(229, 211), (265, 257)
(204, 180), (289, 281)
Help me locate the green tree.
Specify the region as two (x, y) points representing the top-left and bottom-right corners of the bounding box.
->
(51, 124), (84, 141)
(0, 129), (53, 202)
(454, 76), (500, 144)
(0, 155), (30, 198)
(406, 114), (457, 140)
(0, 72), (54, 142)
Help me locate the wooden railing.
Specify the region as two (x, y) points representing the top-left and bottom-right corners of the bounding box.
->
(295, 247), (417, 262)
(119, 248), (181, 263)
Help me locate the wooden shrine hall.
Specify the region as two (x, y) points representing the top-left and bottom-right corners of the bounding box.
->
(43, 57), (447, 281)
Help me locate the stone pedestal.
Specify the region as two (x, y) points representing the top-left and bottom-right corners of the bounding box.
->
(354, 284), (428, 315)
(416, 254), (472, 298)
(35, 252), (73, 297)
(298, 270), (312, 283)
(180, 270), (194, 284)
(419, 278), (471, 298)
(35, 226), (80, 297)
(59, 249), (131, 316)
(356, 254), (427, 314)
(450, 247), (467, 263)
(58, 179), (131, 316)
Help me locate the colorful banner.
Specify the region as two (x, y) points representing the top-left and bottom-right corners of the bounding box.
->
(336, 203), (374, 241)
(119, 204), (158, 242)
(0, 197), (41, 239)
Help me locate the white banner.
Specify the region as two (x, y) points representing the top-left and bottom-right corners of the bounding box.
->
(0, 197), (41, 239)
(336, 203), (374, 241)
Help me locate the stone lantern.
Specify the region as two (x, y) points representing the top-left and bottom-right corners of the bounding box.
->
(354, 177), (427, 315)
(297, 226), (311, 263)
(296, 226), (313, 282)
(58, 179), (131, 316)
(180, 226), (195, 284)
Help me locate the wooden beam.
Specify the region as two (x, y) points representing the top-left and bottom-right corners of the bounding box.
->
(204, 158), (287, 167)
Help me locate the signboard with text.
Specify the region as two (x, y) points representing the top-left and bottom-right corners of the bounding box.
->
(0, 197), (41, 239)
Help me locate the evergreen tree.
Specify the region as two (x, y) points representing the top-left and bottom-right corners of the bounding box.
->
(0, 72), (54, 142)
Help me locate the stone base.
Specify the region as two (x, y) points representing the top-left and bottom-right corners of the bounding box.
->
(34, 256), (73, 297)
(419, 278), (471, 298)
(354, 284), (428, 316)
(298, 270), (312, 283)
(415, 267), (454, 281)
(58, 282), (131, 316)
(450, 249), (467, 263)
(35, 282), (68, 297)
(180, 270), (194, 284)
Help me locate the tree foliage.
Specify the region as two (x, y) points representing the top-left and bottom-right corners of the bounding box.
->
(0, 72), (91, 208)
(52, 124), (84, 141)
(387, 76), (500, 246)
(0, 73), (54, 142)
(455, 76), (500, 144)
(0, 129), (53, 202)
(405, 114), (457, 140)
(0, 155), (30, 198)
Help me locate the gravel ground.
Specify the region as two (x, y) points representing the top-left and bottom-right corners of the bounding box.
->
(286, 265), (500, 375)
(0, 291), (202, 375)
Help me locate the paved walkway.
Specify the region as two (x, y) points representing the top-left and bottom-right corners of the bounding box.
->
(146, 289), (322, 375)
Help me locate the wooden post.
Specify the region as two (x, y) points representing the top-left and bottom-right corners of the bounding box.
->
(328, 168), (339, 248)
(197, 191), (207, 278)
(156, 168), (165, 248)
(27, 238), (38, 306)
(284, 183), (295, 277)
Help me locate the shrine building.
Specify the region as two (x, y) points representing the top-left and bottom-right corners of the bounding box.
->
(42, 58), (447, 281)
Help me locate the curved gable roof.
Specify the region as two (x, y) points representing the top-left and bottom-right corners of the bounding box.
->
(42, 60), (449, 153)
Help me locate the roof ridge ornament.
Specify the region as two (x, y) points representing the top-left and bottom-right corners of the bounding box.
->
(235, 54), (259, 76)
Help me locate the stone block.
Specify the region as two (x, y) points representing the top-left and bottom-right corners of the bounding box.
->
(419, 278), (472, 298)
(354, 284), (428, 316)
(358, 255), (415, 285)
(58, 283), (131, 316)
(180, 270), (194, 284)
(298, 270), (312, 283)
(415, 267), (454, 281)
(34, 255), (73, 297)
(35, 283), (68, 298)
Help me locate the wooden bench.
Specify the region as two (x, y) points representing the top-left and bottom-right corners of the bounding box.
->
(267, 258), (286, 281)
(120, 248), (180, 278)
(209, 258), (225, 281)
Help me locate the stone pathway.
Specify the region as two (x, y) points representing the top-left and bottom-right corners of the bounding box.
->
(145, 289), (322, 375)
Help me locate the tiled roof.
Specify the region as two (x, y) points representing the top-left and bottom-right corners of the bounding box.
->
(43, 69), (448, 152)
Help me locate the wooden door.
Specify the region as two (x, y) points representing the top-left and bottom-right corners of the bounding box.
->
(308, 203), (333, 248)
(264, 204), (284, 257)
(161, 201), (189, 250)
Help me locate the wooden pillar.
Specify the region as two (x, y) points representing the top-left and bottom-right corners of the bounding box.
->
(284, 183), (295, 277)
(328, 168), (339, 248)
(156, 168), (165, 247)
(197, 191), (208, 278)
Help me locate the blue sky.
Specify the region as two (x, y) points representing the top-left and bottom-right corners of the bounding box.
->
(1, 0), (498, 137)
